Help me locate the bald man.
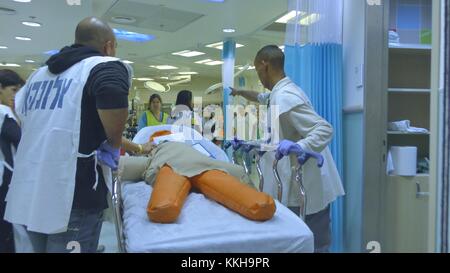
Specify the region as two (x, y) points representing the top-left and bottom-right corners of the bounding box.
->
(230, 45), (344, 252)
(5, 17), (131, 253)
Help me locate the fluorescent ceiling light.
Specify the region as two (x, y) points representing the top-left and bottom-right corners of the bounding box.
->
(0, 46), (8, 49)
(44, 49), (59, 55)
(15, 36), (31, 41)
(172, 50), (205, 58)
(206, 42), (244, 50)
(14, 0), (32, 2)
(113, 28), (155, 43)
(276, 10), (307, 24)
(160, 77), (169, 80)
(25, 59), (35, 63)
(149, 65), (178, 70)
(223, 28), (235, 33)
(299, 14), (320, 26)
(204, 61), (223, 66)
(0, 63), (21, 67)
(122, 60), (134, 64)
(195, 59), (223, 66)
(195, 59), (213, 64)
(22, 21), (41, 27)
(134, 78), (153, 81)
(207, 0), (225, 2)
(178, 72), (198, 75)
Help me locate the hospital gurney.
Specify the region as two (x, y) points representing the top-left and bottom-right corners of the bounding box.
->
(224, 139), (324, 220)
(111, 126), (315, 253)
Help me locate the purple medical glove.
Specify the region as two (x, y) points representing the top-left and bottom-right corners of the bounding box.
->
(276, 140), (324, 167)
(276, 140), (306, 161)
(97, 141), (120, 171)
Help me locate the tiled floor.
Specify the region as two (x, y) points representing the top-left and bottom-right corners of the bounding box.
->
(98, 220), (119, 253)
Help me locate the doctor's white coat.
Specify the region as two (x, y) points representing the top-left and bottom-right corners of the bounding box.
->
(258, 77), (345, 215)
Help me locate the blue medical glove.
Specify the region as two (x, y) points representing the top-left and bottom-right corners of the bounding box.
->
(276, 140), (305, 160)
(97, 142), (120, 171)
(231, 138), (243, 151)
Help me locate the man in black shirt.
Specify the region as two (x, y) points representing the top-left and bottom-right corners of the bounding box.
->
(10, 17), (130, 253)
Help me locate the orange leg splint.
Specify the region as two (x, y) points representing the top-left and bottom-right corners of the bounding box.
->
(147, 167), (276, 223)
(147, 165), (191, 223)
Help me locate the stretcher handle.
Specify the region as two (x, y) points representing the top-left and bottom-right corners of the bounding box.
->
(300, 149), (324, 168)
(276, 146), (324, 168)
(111, 170), (126, 253)
(242, 143), (255, 153)
(231, 138), (244, 151)
(223, 141), (232, 149)
(272, 159), (283, 201)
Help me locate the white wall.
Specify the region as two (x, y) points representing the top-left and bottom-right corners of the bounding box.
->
(343, 0), (366, 110)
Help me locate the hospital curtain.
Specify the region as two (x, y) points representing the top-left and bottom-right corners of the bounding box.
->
(441, 0), (449, 253)
(283, 0), (344, 252)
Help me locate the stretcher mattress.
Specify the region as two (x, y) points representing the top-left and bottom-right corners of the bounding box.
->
(122, 181), (314, 253)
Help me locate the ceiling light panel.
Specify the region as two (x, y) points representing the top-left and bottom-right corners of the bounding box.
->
(149, 65), (178, 70)
(206, 42), (244, 50)
(172, 50), (206, 58)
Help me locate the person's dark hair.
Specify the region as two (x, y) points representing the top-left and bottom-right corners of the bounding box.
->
(0, 69), (25, 88)
(255, 45), (285, 71)
(148, 94), (162, 110)
(175, 90), (193, 111)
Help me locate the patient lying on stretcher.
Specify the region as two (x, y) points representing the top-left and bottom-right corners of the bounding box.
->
(119, 131), (276, 224)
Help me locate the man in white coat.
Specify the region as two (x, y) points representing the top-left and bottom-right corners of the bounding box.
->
(230, 45), (344, 252)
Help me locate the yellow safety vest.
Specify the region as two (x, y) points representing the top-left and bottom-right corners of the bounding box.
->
(145, 111), (169, 126)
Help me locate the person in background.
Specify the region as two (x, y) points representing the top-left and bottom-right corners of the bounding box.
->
(137, 94), (169, 132)
(169, 90), (202, 133)
(0, 69), (27, 253)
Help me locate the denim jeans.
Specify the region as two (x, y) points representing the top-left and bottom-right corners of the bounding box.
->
(26, 209), (104, 253)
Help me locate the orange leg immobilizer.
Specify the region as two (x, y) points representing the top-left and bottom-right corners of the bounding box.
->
(147, 165), (191, 223)
(147, 166), (276, 223)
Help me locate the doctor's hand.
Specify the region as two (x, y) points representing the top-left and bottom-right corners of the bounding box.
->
(276, 140), (310, 163)
(97, 142), (120, 171)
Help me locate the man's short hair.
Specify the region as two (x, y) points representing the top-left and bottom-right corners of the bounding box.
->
(255, 45), (285, 70)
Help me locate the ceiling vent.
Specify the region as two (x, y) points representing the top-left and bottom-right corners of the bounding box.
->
(104, 0), (204, 32)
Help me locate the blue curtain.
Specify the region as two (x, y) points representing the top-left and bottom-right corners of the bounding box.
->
(284, 43), (344, 252)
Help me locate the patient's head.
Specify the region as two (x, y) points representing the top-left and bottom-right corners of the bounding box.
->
(149, 130), (172, 142)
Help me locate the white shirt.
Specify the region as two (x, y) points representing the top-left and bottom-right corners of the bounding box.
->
(259, 77), (345, 214)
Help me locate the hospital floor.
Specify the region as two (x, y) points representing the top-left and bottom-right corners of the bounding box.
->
(98, 164), (260, 253)
(98, 220), (119, 253)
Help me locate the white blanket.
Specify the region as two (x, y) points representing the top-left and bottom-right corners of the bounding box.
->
(122, 182), (314, 253)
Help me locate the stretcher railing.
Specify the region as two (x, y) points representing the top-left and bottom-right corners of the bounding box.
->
(224, 139), (324, 220)
(111, 139), (323, 253)
(111, 170), (126, 253)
